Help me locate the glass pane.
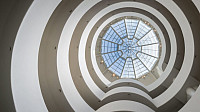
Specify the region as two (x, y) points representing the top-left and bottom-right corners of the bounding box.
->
(111, 20), (127, 38)
(125, 19), (139, 39)
(109, 58), (126, 76)
(138, 30), (159, 46)
(121, 58), (135, 78)
(134, 21), (151, 39)
(133, 59), (149, 78)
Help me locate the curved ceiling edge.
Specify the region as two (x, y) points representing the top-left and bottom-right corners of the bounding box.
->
(96, 100), (154, 112)
(154, 0), (194, 107)
(11, 0), (61, 111)
(57, 0), (100, 111)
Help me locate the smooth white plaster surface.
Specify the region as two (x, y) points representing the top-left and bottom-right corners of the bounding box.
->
(11, 0), (61, 112)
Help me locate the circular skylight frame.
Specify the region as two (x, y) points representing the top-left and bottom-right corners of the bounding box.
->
(98, 16), (161, 79)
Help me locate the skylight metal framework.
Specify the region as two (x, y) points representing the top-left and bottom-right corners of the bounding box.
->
(100, 18), (160, 79)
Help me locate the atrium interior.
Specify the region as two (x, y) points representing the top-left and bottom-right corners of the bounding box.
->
(1, 0), (200, 112)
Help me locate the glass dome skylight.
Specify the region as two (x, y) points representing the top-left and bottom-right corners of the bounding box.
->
(100, 18), (160, 79)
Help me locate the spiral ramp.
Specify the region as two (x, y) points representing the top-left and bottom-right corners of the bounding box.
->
(1, 0), (200, 112)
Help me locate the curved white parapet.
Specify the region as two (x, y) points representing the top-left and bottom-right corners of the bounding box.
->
(91, 12), (166, 87)
(109, 78), (146, 88)
(102, 87), (153, 103)
(192, 0), (200, 13)
(57, 0), (100, 111)
(96, 100), (154, 112)
(153, 0), (194, 107)
(11, 0), (61, 111)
